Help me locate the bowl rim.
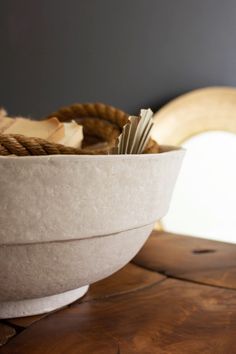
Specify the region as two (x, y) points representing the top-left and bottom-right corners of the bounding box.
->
(0, 145), (185, 161)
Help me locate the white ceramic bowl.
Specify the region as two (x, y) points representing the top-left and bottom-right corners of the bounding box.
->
(0, 146), (184, 318)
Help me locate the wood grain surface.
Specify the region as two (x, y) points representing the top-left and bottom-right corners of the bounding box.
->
(6, 263), (164, 330)
(134, 231), (236, 289)
(0, 324), (15, 347)
(1, 231), (236, 353)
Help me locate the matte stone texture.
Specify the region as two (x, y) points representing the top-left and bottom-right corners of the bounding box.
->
(0, 147), (184, 245)
(0, 147), (184, 317)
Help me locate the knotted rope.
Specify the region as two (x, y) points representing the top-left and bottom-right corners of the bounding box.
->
(0, 103), (159, 156)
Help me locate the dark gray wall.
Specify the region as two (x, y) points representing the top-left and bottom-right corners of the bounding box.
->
(1, 0), (236, 118)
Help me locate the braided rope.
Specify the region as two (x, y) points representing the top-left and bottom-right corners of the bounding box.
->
(76, 117), (120, 142)
(0, 103), (159, 156)
(48, 102), (128, 147)
(0, 134), (107, 156)
(144, 138), (160, 154)
(49, 102), (159, 153)
(48, 102), (128, 128)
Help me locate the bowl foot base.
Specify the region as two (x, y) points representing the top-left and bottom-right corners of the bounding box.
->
(0, 285), (89, 319)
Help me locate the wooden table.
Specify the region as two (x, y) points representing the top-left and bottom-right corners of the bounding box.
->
(1, 231), (236, 353)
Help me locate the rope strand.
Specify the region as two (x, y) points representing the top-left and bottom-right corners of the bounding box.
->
(0, 103), (159, 156)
